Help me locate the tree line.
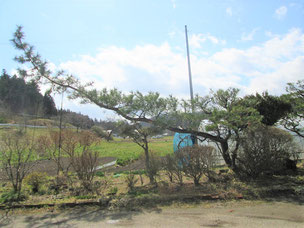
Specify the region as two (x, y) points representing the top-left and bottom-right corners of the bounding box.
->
(0, 70), (119, 132)
(0, 69), (57, 120)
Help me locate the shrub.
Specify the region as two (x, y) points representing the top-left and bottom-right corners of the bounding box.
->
(108, 186), (118, 196)
(163, 154), (175, 182)
(36, 130), (73, 176)
(116, 158), (133, 166)
(0, 190), (27, 204)
(163, 154), (183, 185)
(124, 172), (139, 192)
(70, 149), (99, 192)
(0, 131), (36, 198)
(0, 115), (7, 123)
(125, 170), (145, 185)
(24, 172), (48, 194)
(95, 171), (105, 177)
(237, 125), (299, 178)
(177, 145), (216, 186)
(49, 173), (69, 194)
(145, 153), (161, 185)
(63, 131), (100, 193)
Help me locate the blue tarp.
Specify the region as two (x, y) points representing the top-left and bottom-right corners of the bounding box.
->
(173, 133), (195, 152)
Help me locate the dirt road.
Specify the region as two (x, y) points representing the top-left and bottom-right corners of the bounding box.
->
(1, 200), (304, 227)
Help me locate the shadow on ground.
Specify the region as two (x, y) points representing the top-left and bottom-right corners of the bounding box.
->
(1, 205), (162, 228)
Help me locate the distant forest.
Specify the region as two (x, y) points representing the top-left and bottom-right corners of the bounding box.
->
(0, 69), (118, 131)
(0, 69), (57, 118)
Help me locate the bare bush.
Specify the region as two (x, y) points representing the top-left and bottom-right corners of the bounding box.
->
(36, 130), (75, 193)
(163, 154), (175, 182)
(145, 152), (161, 185)
(37, 130), (101, 193)
(36, 130), (72, 176)
(66, 131), (100, 192)
(163, 154), (183, 185)
(237, 125), (300, 178)
(124, 172), (139, 192)
(177, 145), (216, 186)
(49, 172), (69, 194)
(0, 131), (35, 198)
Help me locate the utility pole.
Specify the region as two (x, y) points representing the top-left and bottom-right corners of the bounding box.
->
(185, 25), (194, 111)
(185, 25), (197, 145)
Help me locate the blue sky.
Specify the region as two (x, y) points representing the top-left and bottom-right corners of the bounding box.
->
(1, 0), (304, 119)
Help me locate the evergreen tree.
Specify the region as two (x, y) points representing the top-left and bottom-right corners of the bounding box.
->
(0, 69), (57, 117)
(241, 92), (292, 126)
(43, 90), (57, 117)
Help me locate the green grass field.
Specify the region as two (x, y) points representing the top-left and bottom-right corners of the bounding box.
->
(93, 137), (173, 162)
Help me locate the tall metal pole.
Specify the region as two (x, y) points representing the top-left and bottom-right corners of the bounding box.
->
(185, 25), (194, 108)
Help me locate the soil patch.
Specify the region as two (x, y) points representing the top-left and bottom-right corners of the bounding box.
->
(103, 158), (146, 173)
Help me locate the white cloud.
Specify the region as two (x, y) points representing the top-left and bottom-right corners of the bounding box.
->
(212, 28), (304, 78)
(60, 43), (189, 95)
(189, 34), (226, 49)
(57, 28), (304, 118)
(226, 7), (233, 16)
(168, 31), (176, 38)
(265, 31), (277, 38)
(244, 56), (304, 96)
(275, 6), (288, 19)
(241, 28), (259, 41)
(171, 0), (176, 9)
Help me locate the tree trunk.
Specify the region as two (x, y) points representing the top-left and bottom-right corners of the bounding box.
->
(143, 137), (155, 184)
(144, 144), (150, 171)
(144, 147), (154, 184)
(220, 141), (240, 173)
(194, 176), (200, 186)
(231, 151), (238, 172)
(220, 141), (232, 167)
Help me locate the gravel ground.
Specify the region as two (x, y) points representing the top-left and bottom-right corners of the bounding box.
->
(1, 200), (303, 227)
